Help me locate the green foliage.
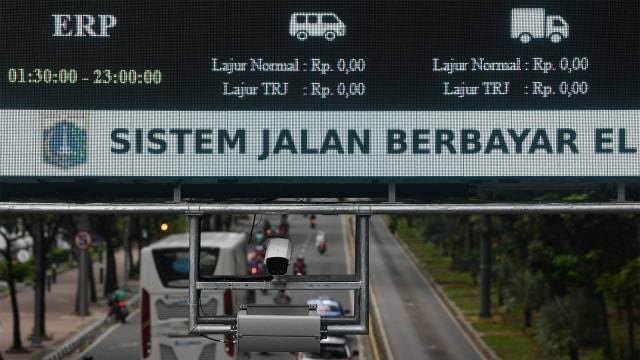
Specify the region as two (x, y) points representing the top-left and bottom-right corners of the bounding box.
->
(390, 189), (640, 357)
(597, 257), (640, 307)
(502, 268), (545, 327)
(0, 259), (34, 282)
(47, 247), (70, 266)
(537, 291), (605, 358)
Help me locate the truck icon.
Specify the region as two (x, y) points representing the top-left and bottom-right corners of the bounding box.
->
(289, 12), (346, 41)
(511, 8), (569, 44)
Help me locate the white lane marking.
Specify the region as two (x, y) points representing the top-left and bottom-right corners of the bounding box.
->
(78, 308), (141, 358)
(370, 286), (394, 360)
(298, 230), (313, 258)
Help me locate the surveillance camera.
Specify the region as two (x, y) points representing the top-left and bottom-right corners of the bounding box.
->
(265, 237), (293, 275)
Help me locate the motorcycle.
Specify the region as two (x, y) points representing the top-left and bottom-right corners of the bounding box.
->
(278, 222), (289, 237)
(248, 259), (268, 294)
(310, 215), (317, 229)
(316, 231), (327, 255)
(317, 241), (327, 255)
(293, 257), (307, 275)
(108, 290), (129, 323)
(249, 259), (266, 275)
(273, 290), (291, 305)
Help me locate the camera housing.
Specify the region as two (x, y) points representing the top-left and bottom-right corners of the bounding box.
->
(265, 237), (293, 275)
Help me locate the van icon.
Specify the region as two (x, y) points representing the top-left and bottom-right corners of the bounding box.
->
(289, 12), (346, 41)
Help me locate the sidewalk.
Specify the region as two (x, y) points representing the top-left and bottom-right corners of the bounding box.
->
(0, 249), (138, 359)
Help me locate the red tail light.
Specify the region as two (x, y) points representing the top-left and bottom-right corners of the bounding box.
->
(250, 267), (257, 275)
(141, 288), (151, 358)
(118, 300), (126, 308)
(223, 289), (235, 357)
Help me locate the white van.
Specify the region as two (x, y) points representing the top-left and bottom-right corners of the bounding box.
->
(289, 12), (346, 41)
(140, 232), (250, 360)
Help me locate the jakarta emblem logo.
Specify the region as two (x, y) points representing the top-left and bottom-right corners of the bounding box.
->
(42, 121), (87, 168)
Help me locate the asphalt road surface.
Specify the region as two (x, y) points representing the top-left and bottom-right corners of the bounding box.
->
(81, 214), (354, 360)
(82, 214), (483, 360)
(369, 215), (483, 360)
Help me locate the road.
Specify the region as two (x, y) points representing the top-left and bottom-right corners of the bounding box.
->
(81, 214), (354, 360)
(82, 214), (484, 360)
(369, 215), (483, 360)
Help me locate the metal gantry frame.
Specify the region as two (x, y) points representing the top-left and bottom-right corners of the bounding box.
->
(2, 200), (640, 338)
(187, 213), (369, 336)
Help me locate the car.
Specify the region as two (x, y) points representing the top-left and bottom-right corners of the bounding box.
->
(307, 296), (345, 317)
(289, 12), (346, 41)
(297, 336), (359, 360)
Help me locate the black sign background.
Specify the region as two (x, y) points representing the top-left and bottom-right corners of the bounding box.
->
(1, 0), (638, 110)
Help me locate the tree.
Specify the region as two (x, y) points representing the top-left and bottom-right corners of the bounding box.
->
(21, 214), (68, 346)
(90, 215), (120, 296)
(537, 291), (605, 360)
(0, 216), (29, 353)
(598, 257), (640, 359)
(503, 268), (545, 328)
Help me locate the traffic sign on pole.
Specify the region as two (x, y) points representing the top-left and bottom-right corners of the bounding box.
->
(74, 231), (92, 250)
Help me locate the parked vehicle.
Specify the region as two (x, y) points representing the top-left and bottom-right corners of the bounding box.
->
(140, 232), (250, 360)
(290, 12), (346, 41)
(511, 8), (568, 43)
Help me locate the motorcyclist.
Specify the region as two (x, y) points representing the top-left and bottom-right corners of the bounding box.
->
(251, 245), (266, 262)
(316, 231), (327, 254)
(248, 259), (265, 275)
(273, 290), (291, 305)
(278, 215), (289, 236)
(108, 289), (129, 322)
(293, 256), (307, 275)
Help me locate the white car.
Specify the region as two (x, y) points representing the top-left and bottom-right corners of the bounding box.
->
(297, 336), (358, 360)
(290, 13), (346, 41)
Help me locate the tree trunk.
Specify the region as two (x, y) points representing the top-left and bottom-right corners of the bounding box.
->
(597, 293), (613, 359)
(214, 215), (223, 231)
(103, 234), (118, 297)
(479, 215), (492, 318)
(88, 255), (97, 302)
(626, 295), (636, 360)
(31, 224), (47, 346)
(524, 308), (532, 328)
(569, 345), (579, 360)
(1, 249), (26, 352)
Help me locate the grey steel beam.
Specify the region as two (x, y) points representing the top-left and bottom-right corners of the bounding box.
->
(188, 215), (201, 334)
(3, 202), (640, 214)
(192, 324), (234, 335)
(196, 281), (361, 290)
